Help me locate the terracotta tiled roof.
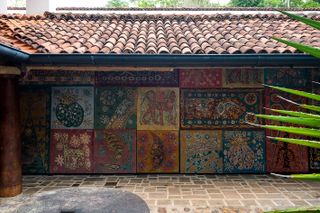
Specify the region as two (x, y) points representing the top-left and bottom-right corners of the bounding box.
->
(0, 12), (319, 54)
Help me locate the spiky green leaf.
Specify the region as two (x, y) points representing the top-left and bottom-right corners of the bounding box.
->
(265, 108), (320, 119)
(254, 114), (320, 128)
(278, 11), (320, 30)
(265, 205), (320, 212)
(292, 173), (320, 181)
(265, 85), (320, 101)
(300, 104), (320, 113)
(267, 137), (320, 149)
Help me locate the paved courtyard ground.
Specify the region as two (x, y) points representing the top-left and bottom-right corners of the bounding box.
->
(0, 174), (320, 213)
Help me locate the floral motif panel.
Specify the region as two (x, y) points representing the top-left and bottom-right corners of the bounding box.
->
(264, 68), (311, 88)
(179, 69), (222, 88)
(180, 130), (223, 173)
(222, 68), (264, 88)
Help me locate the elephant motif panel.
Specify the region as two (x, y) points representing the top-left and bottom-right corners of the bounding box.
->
(222, 68), (264, 88)
(20, 87), (50, 174)
(95, 71), (179, 86)
(264, 68), (311, 88)
(50, 130), (93, 173)
(94, 130), (136, 173)
(137, 131), (179, 173)
(179, 69), (222, 88)
(310, 148), (320, 171)
(137, 88), (179, 130)
(180, 131), (223, 173)
(94, 87), (137, 129)
(51, 87), (94, 129)
(181, 90), (262, 129)
(223, 130), (266, 173)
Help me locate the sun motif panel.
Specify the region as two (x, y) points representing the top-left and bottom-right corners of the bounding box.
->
(137, 131), (179, 173)
(180, 130), (223, 173)
(51, 87), (94, 129)
(310, 148), (320, 171)
(137, 88), (179, 130)
(179, 69), (222, 88)
(94, 130), (136, 173)
(222, 68), (264, 88)
(181, 89), (262, 129)
(50, 130), (93, 173)
(223, 130), (266, 173)
(20, 87), (50, 174)
(94, 87), (137, 129)
(264, 68), (311, 88)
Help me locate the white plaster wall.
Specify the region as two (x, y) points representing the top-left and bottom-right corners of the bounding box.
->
(0, 0), (7, 14)
(26, 0), (55, 14)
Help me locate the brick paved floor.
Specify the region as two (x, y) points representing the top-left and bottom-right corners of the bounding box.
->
(0, 174), (320, 213)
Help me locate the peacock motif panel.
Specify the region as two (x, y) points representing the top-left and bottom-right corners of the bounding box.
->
(137, 88), (179, 130)
(223, 130), (266, 173)
(94, 130), (136, 173)
(181, 89), (262, 129)
(20, 87), (51, 174)
(137, 131), (179, 173)
(179, 69), (222, 88)
(50, 129), (93, 173)
(264, 68), (311, 88)
(94, 87), (137, 129)
(222, 68), (264, 88)
(180, 130), (223, 173)
(51, 87), (94, 129)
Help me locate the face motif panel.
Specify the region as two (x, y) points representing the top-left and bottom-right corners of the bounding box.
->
(222, 68), (264, 88)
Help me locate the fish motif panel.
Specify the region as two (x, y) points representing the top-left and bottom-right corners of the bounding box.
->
(223, 130), (266, 173)
(20, 87), (50, 174)
(95, 70), (179, 86)
(181, 89), (262, 129)
(180, 130), (223, 173)
(310, 148), (320, 171)
(179, 69), (222, 88)
(50, 130), (93, 173)
(137, 88), (179, 130)
(222, 68), (264, 88)
(51, 87), (94, 129)
(94, 130), (136, 173)
(137, 131), (179, 173)
(95, 87), (137, 129)
(264, 68), (311, 88)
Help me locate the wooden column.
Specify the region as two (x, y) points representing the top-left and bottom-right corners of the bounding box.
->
(0, 70), (22, 197)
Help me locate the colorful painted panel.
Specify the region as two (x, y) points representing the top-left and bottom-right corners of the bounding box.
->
(137, 88), (179, 130)
(94, 130), (136, 173)
(95, 87), (137, 129)
(181, 89), (262, 129)
(310, 148), (320, 171)
(20, 70), (94, 85)
(95, 71), (179, 86)
(179, 69), (222, 88)
(51, 87), (94, 129)
(180, 130), (223, 173)
(223, 130), (266, 173)
(20, 87), (50, 174)
(264, 68), (311, 88)
(222, 68), (263, 88)
(137, 131), (179, 173)
(50, 130), (93, 173)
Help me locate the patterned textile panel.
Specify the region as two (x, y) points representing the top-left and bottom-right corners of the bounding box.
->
(51, 87), (94, 129)
(310, 149), (320, 171)
(223, 130), (266, 173)
(20, 87), (51, 174)
(180, 130), (223, 173)
(222, 68), (264, 88)
(20, 70), (95, 85)
(264, 68), (311, 88)
(265, 88), (309, 173)
(94, 130), (136, 173)
(50, 130), (94, 173)
(137, 88), (179, 130)
(137, 131), (179, 173)
(94, 87), (137, 129)
(179, 69), (222, 88)
(181, 89), (262, 129)
(95, 71), (179, 86)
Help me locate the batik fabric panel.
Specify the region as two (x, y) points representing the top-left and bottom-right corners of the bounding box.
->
(20, 87), (50, 174)
(137, 131), (179, 173)
(180, 130), (223, 173)
(138, 88), (179, 130)
(264, 68), (311, 88)
(95, 87), (137, 129)
(50, 130), (93, 173)
(95, 70), (179, 86)
(223, 130), (266, 173)
(51, 87), (94, 129)
(222, 68), (263, 88)
(181, 89), (262, 129)
(310, 148), (320, 171)
(94, 130), (136, 173)
(179, 69), (222, 88)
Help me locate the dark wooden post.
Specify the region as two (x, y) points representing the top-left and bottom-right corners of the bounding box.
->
(0, 72), (22, 197)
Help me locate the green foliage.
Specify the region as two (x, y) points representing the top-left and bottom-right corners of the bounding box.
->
(229, 0), (263, 7)
(107, 0), (129, 8)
